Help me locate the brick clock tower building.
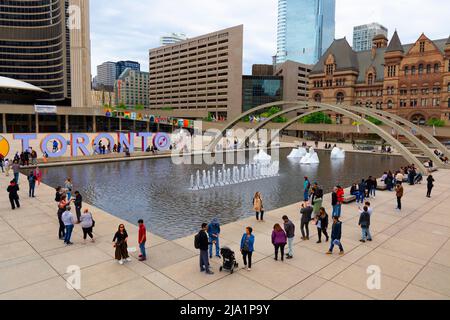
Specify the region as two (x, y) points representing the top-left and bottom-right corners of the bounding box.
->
(309, 32), (450, 125)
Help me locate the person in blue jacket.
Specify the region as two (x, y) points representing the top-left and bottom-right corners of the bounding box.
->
(326, 216), (345, 255)
(240, 227), (255, 271)
(303, 177), (311, 202)
(207, 218), (221, 259)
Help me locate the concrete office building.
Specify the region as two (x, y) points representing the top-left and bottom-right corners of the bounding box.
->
(149, 25), (243, 120)
(115, 69), (150, 108)
(97, 61), (117, 88)
(353, 23), (388, 52)
(0, 0), (92, 107)
(276, 0), (336, 65)
(274, 60), (312, 102)
(160, 33), (188, 46)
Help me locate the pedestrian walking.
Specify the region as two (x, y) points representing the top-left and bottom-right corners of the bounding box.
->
(4, 158), (10, 176)
(113, 224), (131, 265)
(303, 177), (311, 202)
(138, 219), (147, 262)
(57, 194), (69, 240)
(61, 206), (75, 245)
(73, 191), (83, 223)
(80, 209), (95, 244)
(253, 192), (264, 221)
(240, 227), (255, 271)
(311, 183), (324, 218)
(195, 223), (214, 274)
(300, 202), (313, 240)
(395, 182), (404, 211)
(427, 175), (435, 198)
(34, 166), (42, 186)
(272, 224), (287, 261)
(327, 216), (344, 255)
(283, 215), (295, 259)
(207, 218), (221, 259)
(316, 208), (329, 243)
(7, 180), (20, 210)
(64, 178), (73, 200)
(12, 160), (20, 184)
(358, 206), (372, 243)
(0, 153), (4, 173)
(28, 171), (36, 197)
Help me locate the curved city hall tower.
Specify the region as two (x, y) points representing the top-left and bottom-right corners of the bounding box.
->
(0, 0), (91, 107)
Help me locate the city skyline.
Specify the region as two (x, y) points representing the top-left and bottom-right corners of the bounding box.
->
(91, 0), (450, 75)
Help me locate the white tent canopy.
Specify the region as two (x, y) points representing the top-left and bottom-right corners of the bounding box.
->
(0, 76), (46, 93)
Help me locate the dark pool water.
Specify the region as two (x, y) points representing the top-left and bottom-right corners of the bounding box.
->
(39, 149), (407, 240)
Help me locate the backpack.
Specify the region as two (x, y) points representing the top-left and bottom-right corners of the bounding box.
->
(194, 232), (201, 249)
(55, 192), (61, 202)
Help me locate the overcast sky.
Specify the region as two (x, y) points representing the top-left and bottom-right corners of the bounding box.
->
(90, 0), (450, 75)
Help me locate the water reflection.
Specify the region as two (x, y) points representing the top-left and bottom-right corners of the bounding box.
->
(40, 149), (407, 240)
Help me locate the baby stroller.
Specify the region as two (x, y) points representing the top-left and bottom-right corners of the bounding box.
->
(219, 247), (239, 274)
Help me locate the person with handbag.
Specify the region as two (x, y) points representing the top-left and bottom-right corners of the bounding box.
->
(113, 224), (131, 265)
(316, 208), (329, 244)
(253, 192), (264, 222)
(80, 209), (95, 244)
(327, 216), (344, 255)
(240, 227), (255, 271)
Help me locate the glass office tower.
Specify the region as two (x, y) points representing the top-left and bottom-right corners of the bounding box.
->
(276, 0), (336, 65)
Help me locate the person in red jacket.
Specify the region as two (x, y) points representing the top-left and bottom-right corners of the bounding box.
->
(333, 186), (344, 218)
(138, 219), (147, 262)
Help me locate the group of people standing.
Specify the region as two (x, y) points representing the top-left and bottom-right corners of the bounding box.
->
(55, 179), (94, 246)
(350, 176), (378, 204)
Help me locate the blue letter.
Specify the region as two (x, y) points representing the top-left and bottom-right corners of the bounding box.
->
(138, 132), (152, 151)
(41, 134), (67, 158)
(13, 133), (37, 152)
(118, 133), (135, 153)
(71, 133), (90, 157)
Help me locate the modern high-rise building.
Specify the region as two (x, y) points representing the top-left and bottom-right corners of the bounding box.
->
(0, 0), (92, 107)
(96, 60), (140, 90)
(160, 33), (188, 46)
(116, 61), (141, 79)
(149, 25), (243, 120)
(115, 69), (150, 108)
(276, 0), (336, 65)
(97, 62), (117, 89)
(353, 23), (388, 52)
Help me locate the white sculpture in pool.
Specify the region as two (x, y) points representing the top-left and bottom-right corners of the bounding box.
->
(331, 147), (346, 159)
(300, 148), (320, 164)
(253, 150), (272, 162)
(287, 147), (307, 159)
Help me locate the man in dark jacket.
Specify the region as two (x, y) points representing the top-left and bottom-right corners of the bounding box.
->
(73, 191), (83, 223)
(7, 180), (20, 210)
(300, 202), (313, 240)
(327, 217), (344, 255)
(358, 206), (372, 242)
(283, 215), (295, 259)
(207, 218), (221, 259)
(197, 223), (214, 275)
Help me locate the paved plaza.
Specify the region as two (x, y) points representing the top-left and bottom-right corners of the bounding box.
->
(1, 164), (450, 300)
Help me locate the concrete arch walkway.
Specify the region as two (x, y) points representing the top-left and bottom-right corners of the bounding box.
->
(336, 105), (442, 168)
(207, 101), (428, 173)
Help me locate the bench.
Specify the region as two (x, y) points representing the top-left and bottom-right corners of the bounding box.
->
(343, 195), (357, 204)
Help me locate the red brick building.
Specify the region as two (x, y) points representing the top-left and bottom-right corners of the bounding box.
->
(309, 32), (450, 125)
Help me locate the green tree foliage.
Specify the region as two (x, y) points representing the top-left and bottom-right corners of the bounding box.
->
(426, 118), (446, 127)
(366, 116), (383, 125)
(300, 112), (332, 124)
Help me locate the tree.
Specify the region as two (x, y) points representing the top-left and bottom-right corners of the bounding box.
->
(300, 112), (332, 124)
(135, 104), (144, 110)
(366, 116), (383, 126)
(426, 118), (446, 127)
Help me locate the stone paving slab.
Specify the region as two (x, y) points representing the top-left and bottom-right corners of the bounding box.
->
(1, 164), (450, 300)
